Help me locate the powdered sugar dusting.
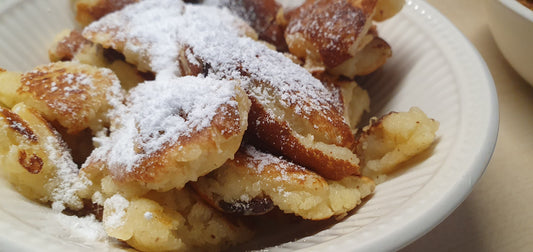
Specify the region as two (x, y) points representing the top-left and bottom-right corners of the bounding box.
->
(20, 64), (125, 132)
(100, 68), (126, 122)
(83, 0), (339, 119)
(42, 134), (89, 212)
(104, 194), (129, 229)
(143, 211), (153, 220)
(183, 4), (338, 117)
(9, 104), (89, 212)
(45, 214), (107, 243)
(95, 0), (185, 77)
(243, 145), (286, 174)
(87, 76), (239, 175)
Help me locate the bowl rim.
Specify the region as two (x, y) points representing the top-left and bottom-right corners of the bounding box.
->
(499, 0), (533, 22)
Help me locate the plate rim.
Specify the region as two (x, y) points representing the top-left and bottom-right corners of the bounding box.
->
(299, 0), (499, 251)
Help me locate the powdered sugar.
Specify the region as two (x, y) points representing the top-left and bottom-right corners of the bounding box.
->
(103, 194), (129, 229)
(83, 0), (340, 119)
(45, 214), (107, 243)
(87, 76), (240, 175)
(143, 211), (153, 220)
(99, 68), (126, 122)
(43, 135), (88, 212)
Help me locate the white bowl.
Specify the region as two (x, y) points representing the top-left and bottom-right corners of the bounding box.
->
(0, 0), (498, 251)
(486, 0), (533, 85)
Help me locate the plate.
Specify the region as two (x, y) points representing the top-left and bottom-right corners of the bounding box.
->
(0, 0), (498, 251)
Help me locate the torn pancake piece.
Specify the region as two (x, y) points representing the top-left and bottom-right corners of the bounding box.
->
(82, 0), (361, 180)
(103, 188), (252, 252)
(82, 0), (257, 75)
(48, 30), (149, 91)
(0, 103), (89, 212)
(285, 0), (378, 74)
(355, 107), (439, 179)
(328, 34), (392, 78)
(193, 145), (375, 220)
(82, 75), (250, 192)
(0, 61), (124, 134)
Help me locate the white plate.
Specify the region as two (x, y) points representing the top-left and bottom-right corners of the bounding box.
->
(0, 0), (498, 251)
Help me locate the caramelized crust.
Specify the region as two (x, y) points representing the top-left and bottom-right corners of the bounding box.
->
(285, 0), (378, 69)
(16, 61), (123, 134)
(0, 107), (39, 143)
(248, 97), (359, 179)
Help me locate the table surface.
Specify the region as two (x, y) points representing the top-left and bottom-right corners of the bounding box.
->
(402, 0), (533, 251)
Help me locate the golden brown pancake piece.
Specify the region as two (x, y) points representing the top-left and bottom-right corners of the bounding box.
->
(355, 107), (439, 180)
(193, 145), (375, 220)
(0, 61), (123, 134)
(82, 76), (250, 193)
(48, 30), (93, 62)
(0, 103), (88, 211)
(284, 0), (396, 78)
(285, 0), (378, 69)
(49, 30), (149, 90)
